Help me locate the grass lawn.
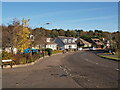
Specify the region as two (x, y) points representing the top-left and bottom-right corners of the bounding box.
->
(114, 53), (120, 56)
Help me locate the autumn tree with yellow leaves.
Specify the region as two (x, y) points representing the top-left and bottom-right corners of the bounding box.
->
(13, 19), (31, 53)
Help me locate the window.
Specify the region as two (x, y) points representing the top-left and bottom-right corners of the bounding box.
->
(63, 39), (67, 43)
(68, 39), (71, 43)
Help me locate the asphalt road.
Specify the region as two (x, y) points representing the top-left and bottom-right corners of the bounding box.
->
(2, 51), (119, 88)
(62, 50), (119, 88)
(2, 52), (80, 88)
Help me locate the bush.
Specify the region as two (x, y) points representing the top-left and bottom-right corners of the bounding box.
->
(45, 48), (52, 51)
(31, 53), (40, 61)
(52, 50), (62, 54)
(45, 51), (48, 56)
(45, 48), (52, 56)
(13, 53), (41, 64)
(13, 54), (25, 64)
(19, 57), (27, 64)
(2, 48), (60, 65)
(2, 51), (13, 60)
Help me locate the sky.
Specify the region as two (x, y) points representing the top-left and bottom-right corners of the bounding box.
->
(2, 2), (118, 32)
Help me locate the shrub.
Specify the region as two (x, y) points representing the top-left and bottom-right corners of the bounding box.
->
(2, 51), (13, 60)
(45, 51), (48, 56)
(45, 48), (52, 56)
(31, 53), (40, 60)
(45, 48), (52, 51)
(13, 53), (40, 64)
(19, 57), (27, 64)
(68, 49), (71, 52)
(13, 54), (25, 64)
(52, 50), (62, 54)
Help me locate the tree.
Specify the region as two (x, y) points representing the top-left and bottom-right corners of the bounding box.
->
(45, 29), (51, 37)
(2, 25), (9, 50)
(12, 18), (20, 26)
(58, 29), (65, 36)
(51, 29), (59, 38)
(32, 27), (46, 50)
(65, 29), (71, 37)
(87, 30), (94, 36)
(13, 19), (31, 53)
(69, 30), (76, 37)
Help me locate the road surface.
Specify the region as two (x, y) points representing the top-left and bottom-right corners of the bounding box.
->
(2, 51), (119, 88)
(62, 50), (119, 88)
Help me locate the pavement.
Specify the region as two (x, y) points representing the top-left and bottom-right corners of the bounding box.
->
(2, 50), (119, 88)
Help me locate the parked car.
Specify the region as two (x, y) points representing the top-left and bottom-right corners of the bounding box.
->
(78, 48), (83, 51)
(89, 47), (96, 50)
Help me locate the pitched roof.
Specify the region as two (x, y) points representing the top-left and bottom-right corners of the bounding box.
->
(64, 43), (77, 45)
(46, 42), (57, 45)
(58, 36), (75, 39)
(79, 38), (92, 45)
(45, 38), (57, 45)
(91, 38), (104, 45)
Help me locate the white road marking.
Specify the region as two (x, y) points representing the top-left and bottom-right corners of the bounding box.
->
(64, 68), (67, 71)
(65, 71), (69, 74)
(68, 68), (71, 71)
(59, 65), (74, 78)
(59, 65), (62, 68)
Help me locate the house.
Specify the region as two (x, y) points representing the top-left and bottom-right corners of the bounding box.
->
(34, 38), (57, 50)
(91, 38), (104, 48)
(76, 38), (92, 48)
(103, 40), (110, 49)
(54, 36), (77, 50)
(45, 38), (57, 50)
(2, 45), (17, 54)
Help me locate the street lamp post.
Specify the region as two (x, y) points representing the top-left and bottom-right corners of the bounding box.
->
(31, 22), (51, 57)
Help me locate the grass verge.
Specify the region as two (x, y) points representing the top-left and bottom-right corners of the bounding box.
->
(98, 55), (120, 61)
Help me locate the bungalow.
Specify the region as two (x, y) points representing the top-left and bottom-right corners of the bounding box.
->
(54, 36), (77, 50)
(91, 38), (104, 48)
(34, 38), (57, 50)
(45, 38), (57, 50)
(76, 38), (92, 48)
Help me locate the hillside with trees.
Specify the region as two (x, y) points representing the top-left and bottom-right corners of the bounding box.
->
(1, 19), (120, 53)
